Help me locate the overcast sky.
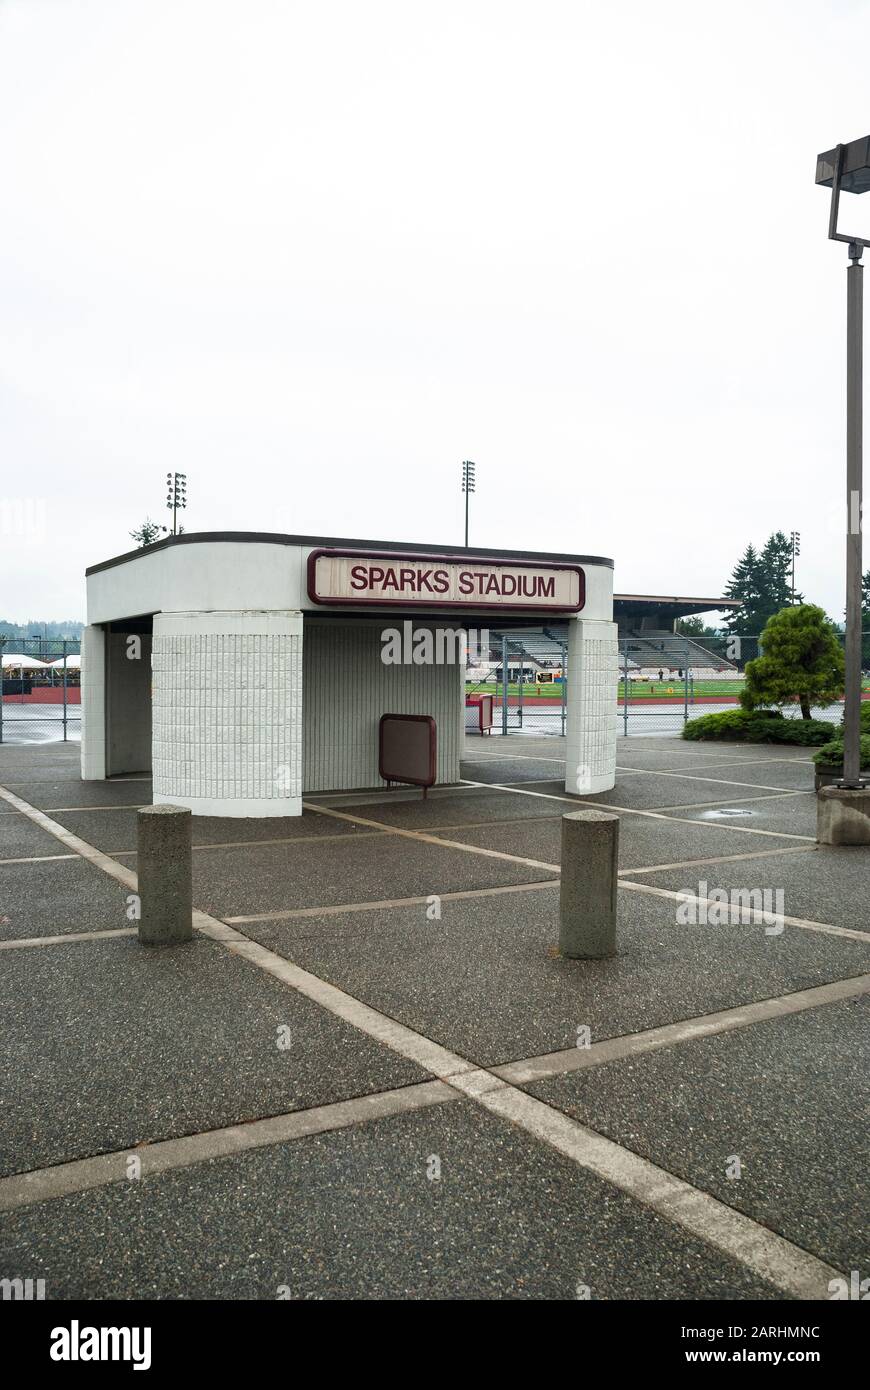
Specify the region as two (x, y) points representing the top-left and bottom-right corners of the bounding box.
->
(2, 0), (868, 624)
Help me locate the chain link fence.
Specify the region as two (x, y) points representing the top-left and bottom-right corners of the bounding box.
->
(0, 636), (81, 744)
(465, 632), (570, 736)
(3, 627), (864, 746)
(465, 629), (870, 738)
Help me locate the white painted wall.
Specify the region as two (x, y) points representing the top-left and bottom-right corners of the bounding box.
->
(80, 624), (106, 781)
(86, 538), (614, 624)
(88, 542), (307, 623)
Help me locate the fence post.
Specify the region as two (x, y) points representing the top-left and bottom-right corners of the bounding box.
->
(517, 641), (524, 728)
(622, 638), (629, 735)
(500, 633), (508, 733)
(683, 638), (690, 728)
(62, 645), (68, 742)
(497, 633), (505, 733)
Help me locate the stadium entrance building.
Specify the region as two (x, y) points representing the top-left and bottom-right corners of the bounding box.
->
(81, 533), (617, 816)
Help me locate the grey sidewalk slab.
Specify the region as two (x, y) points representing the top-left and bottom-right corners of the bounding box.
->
(464, 734), (567, 758)
(445, 816), (817, 873)
(0, 858), (130, 938)
(320, 788), (567, 830)
(613, 814), (815, 869)
(48, 806), (371, 854)
(666, 754), (814, 772)
(0, 814), (79, 861)
(0, 780), (152, 810)
(461, 756), (569, 784)
(629, 846), (870, 932)
(581, 775), (803, 811)
(524, 996), (870, 1274)
(0, 1101), (781, 1300)
(0, 935), (426, 1177)
(242, 885), (870, 1067)
(660, 796), (819, 836)
(496, 778), (567, 795)
(189, 835), (559, 919)
(663, 761), (815, 792)
(617, 749), (810, 772)
(0, 748), (82, 782)
(619, 749), (810, 771)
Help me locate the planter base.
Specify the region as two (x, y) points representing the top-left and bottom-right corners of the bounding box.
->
(817, 785), (870, 846)
(814, 764), (870, 791)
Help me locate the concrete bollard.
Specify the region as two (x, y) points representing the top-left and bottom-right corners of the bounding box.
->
(137, 805), (193, 945)
(559, 810), (619, 959)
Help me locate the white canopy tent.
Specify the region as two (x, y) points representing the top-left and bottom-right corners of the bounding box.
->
(1, 654), (48, 669)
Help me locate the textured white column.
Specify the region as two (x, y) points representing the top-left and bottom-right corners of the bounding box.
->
(80, 624), (106, 781)
(152, 611), (303, 817)
(564, 617), (618, 796)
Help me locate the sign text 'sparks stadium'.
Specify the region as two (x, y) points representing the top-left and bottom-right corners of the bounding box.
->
(308, 550), (585, 611)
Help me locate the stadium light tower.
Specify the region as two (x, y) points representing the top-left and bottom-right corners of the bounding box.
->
(461, 460), (476, 548)
(166, 472), (187, 536)
(816, 137), (870, 788)
(790, 530), (801, 604)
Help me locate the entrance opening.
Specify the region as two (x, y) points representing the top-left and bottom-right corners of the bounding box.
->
(105, 616), (153, 776)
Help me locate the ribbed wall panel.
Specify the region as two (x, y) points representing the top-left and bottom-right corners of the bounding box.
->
(565, 618), (618, 794)
(303, 622), (463, 792)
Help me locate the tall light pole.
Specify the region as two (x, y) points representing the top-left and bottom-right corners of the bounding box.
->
(461, 460), (476, 548)
(817, 138), (870, 788)
(166, 472), (187, 536)
(790, 530), (801, 603)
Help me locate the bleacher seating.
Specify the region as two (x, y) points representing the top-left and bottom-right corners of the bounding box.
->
(623, 630), (737, 673)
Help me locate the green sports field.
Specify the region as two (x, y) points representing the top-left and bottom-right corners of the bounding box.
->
(467, 676), (869, 703)
(466, 678), (747, 701)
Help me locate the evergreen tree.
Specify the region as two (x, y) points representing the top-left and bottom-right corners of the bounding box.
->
(722, 544), (764, 633)
(675, 616), (718, 638)
(758, 530), (802, 613)
(723, 533), (804, 636)
(130, 518), (167, 547)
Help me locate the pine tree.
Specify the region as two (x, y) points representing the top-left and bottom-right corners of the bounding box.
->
(723, 534), (804, 637)
(758, 531), (802, 614)
(722, 544), (764, 633)
(129, 518), (167, 547)
(675, 616), (718, 638)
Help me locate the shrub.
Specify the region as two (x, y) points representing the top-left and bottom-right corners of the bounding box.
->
(683, 709), (833, 745)
(840, 703), (870, 733)
(813, 733), (870, 768)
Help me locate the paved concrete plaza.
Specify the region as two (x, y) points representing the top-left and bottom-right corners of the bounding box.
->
(0, 735), (867, 1300)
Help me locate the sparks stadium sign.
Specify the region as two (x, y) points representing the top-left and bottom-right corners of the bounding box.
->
(307, 550), (585, 611)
